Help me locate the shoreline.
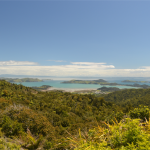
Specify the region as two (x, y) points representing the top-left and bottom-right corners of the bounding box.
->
(41, 85), (141, 92)
(41, 86), (142, 93)
(42, 87), (97, 92)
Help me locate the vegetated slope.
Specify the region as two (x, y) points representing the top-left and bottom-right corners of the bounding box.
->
(97, 87), (120, 92)
(103, 88), (150, 111)
(0, 80), (121, 149)
(69, 116), (150, 150)
(1, 80), (150, 149)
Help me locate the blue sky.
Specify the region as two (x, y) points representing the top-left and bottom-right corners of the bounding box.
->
(0, 1), (150, 77)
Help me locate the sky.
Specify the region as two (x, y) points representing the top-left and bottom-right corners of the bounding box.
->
(0, 0), (150, 77)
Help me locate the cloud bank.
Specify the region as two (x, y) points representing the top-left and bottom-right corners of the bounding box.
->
(0, 60), (38, 66)
(0, 61), (150, 77)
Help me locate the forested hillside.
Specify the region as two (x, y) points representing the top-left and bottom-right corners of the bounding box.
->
(0, 80), (150, 149)
(103, 88), (150, 111)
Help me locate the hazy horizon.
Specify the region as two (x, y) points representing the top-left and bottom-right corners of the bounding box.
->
(1, 74), (150, 81)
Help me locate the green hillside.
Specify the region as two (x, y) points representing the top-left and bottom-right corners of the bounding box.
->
(103, 88), (150, 111)
(0, 80), (150, 149)
(0, 80), (121, 149)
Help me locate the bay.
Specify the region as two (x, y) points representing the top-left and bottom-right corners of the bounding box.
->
(13, 79), (140, 89)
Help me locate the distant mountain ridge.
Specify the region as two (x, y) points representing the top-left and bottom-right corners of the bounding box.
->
(0, 77), (43, 82)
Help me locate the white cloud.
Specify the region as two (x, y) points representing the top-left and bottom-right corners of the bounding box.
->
(70, 62), (115, 69)
(0, 60), (38, 66)
(0, 61), (150, 77)
(71, 62), (106, 65)
(139, 66), (150, 70)
(48, 60), (66, 62)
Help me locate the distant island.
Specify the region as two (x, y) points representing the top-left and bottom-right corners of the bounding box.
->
(122, 80), (150, 83)
(62, 79), (150, 89)
(62, 79), (119, 85)
(0, 78), (43, 82)
(126, 83), (150, 89)
(42, 79), (52, 81)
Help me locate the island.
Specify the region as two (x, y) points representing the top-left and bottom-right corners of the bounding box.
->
(129, 83), (150, 89)
(42, 79), (52, 81)
(62, 79), (119, 85)
(0, 78), (43, 82)
(122, 80), (150, 83)
(62, 79), (150, 89)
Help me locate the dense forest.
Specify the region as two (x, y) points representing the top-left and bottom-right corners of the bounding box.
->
(103, 88), (150, 109)
(0, 79), (150, 149)
(97, 87), (120, 92)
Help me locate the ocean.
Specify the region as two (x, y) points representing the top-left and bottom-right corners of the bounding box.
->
(12, 77), (149, 89)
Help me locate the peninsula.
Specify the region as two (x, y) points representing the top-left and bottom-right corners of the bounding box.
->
(32, 85), (52, 91)
(62, 79), (119, 85)
(122, 80), (150, 83)
(0, 78), (43, 82)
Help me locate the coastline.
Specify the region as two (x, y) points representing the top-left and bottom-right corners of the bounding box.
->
(42, 87), (97, 92)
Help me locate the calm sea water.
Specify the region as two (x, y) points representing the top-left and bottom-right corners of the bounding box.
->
(13, 79), (141, 89)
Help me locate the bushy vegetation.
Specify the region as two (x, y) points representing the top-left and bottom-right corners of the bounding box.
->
(1, 79), (150, 149)
(0, 137), (21, 150)
(69, 117), (150, 150)
(103, 88), (150, 110)
(97, 87), (120, 92)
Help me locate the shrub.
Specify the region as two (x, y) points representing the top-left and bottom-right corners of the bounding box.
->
(68, 118), (150, 150)
(129, 105), (150, 121)
(0, 138), (21, 150)
(43, 140), (53, 149)
(1, 116), (24, 137)
(2, 105), (54, 136)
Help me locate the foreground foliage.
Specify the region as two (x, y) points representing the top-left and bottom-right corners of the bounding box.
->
(69, 117), (150, 150)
